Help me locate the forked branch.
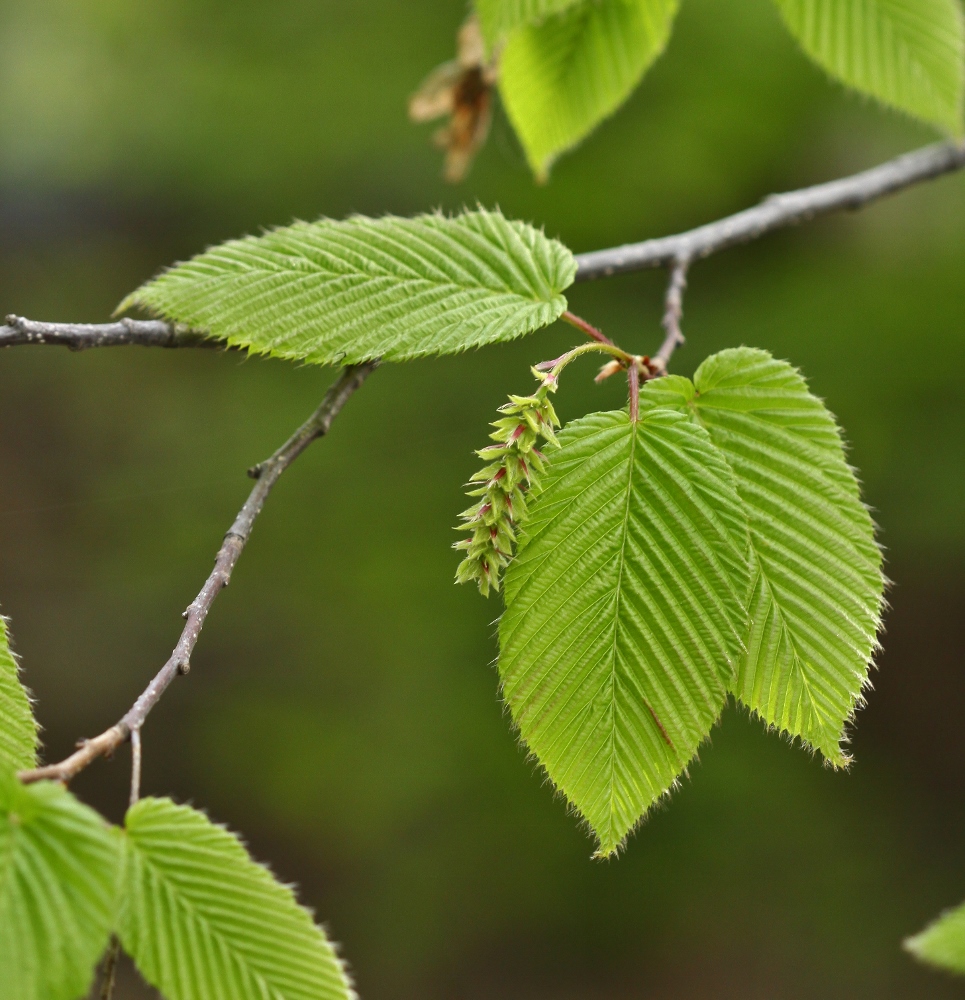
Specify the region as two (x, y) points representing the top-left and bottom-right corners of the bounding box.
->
(4, 141), (960, 381)
(573, 140), (965, 280)
(18, 361), (377, 785)
(9, 139), (965, 784)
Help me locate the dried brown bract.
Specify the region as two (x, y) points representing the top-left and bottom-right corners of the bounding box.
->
(409, 16), (498, 183)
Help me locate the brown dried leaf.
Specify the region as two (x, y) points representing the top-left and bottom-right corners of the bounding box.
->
(409, 15), (498, 182)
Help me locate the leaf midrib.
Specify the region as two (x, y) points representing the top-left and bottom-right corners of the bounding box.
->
(754, 562), (835, 745)
(859, 0), (958, 108)
(693, 402), (847, 753)
(690, 399), (845, 751)
(166, 262), (553, 309)
(599, 418), (676, 847)
(130, 842), (300, 1000)
(782, 0), (960, 118)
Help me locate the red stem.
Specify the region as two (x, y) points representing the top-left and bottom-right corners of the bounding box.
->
(628, 363), (640, 422)
(561, 310), (613, 346)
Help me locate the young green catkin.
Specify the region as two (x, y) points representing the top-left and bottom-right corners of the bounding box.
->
(454, 369), (560, 596)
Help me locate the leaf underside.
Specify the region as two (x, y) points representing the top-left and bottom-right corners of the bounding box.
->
(0, 614), (37, 772)
(119, 797), (354, 1000)
(906, 900), (965, 974)
(475, 0), (584, 42)
(647, 348), (884, 764)
(771, 0), (965, 133)
(119, 209), (575, 365)
(499, 409), (749, 856)
(0, 773), (120, 1000)
(499, 0), (680, 178)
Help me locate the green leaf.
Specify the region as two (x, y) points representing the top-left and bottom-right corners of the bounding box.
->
(771, 0), (965, 134)
(119, 797), (354, 1000)
(0, 771), (121, 1000)
(499, 409), (749, 856)
(475, 0), (584, 42)
(653, 348), (885, 764)
(0, 613), (38, 772)
(119, 208), (575, 365)
(906, 900), (965, 974)
(498, 0), (680, 178)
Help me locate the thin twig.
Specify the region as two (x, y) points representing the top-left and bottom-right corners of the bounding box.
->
(129, 728), (142, 808)
(540, 340), (633, 378)
(18, 361), (378, 786)
(0, 315), (215, 350)
(574, 140), (965, 281)
(652, 258), (690, 373)
(100, 667), (145, 1000)
(560, 310), (613, 345)
(99, 939), (120, 1000)
(628, 363), (640, 423)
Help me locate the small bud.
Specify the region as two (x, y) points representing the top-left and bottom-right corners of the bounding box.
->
(595, 359), (625, 383)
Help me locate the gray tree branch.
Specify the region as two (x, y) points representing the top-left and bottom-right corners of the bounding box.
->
(2, 142), (961, 361)
(6, 140), (964, 787)
(1, 315), (213, 350)
(573, 140), (965, 281)
(18, 360), (377, 786)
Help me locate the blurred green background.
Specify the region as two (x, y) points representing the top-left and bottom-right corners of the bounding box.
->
(1, 0), (964, 997)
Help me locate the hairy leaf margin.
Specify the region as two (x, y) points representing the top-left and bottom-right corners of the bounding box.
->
(771, 0), (965, 134)
(499, 0), (681, 178)
(119, 797), (355, 1000)
(119, 208), (576, 365)
(0, 613), (38, 772)
(499, 407), (749, 855)
(0, 771), (121, 1000)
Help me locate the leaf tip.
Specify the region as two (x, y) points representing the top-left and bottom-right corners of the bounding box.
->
(112, 291), (141, 318)
(903, 930), (926, 960)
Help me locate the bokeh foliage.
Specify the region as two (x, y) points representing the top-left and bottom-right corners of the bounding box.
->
(1, 0), (965, 997)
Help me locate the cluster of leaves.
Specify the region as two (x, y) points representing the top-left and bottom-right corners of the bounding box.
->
(0, 208), (575, 1000)
(0, 0), (962, 984)
(499, 348), (886, 854)
(454, 370), (560, 595)
(37, 203), (961, 983)
(0, 622), (354, 1000)
(429, 0), (965, 178)
(122, 203), (894, 858)
(123, 213), (891, 854)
